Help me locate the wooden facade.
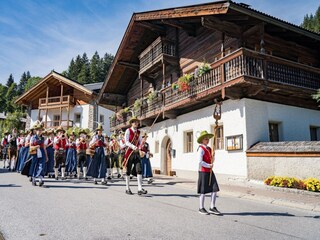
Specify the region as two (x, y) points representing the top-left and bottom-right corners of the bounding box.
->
(97, 1), (320, 132)
(15, 71), (95, 129)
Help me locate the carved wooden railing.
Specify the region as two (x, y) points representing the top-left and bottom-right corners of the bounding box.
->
(39, 95), (74, 108)
(139, 37), (176, 73)
(111, 48), (320, 130)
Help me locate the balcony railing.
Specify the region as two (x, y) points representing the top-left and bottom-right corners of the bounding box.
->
(111, 48), (320, 130)
(39, 95), (74, 108)
(44, 120), (73, 129)
(139, 37), (176, 74)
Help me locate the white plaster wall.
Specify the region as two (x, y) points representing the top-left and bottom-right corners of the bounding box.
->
(98, 106), (113, 136)
(244, 98), (320, 147)
(142, 99), (248, 177)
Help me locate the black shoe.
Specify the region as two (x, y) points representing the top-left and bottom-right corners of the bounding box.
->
(39, 180), (44, 187)
(117, 174), (121, 178)
(32, 181), (36, 186)
(138, 188), (148, 195)
(126, 189), (133, 195)
(107, 176), (111, 180)
(208, 207), (223, 216)
(147, 179), (154, 184)
(29, 177), (32, 182)
(101, 180), (107, 185)
(130, 176), (133, 180)
(85, 177), (88, 181)
(94, 181), (98, 185)
(199, 208), (209, 215)
(61, 177), (66, 180)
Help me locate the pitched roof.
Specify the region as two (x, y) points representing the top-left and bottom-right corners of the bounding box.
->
(97, 0), (320, 107)
(15, 71), (94, 107)
(247, 141), (320, 153)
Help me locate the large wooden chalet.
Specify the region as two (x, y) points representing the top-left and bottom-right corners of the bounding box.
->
(98, 1), (320, 178)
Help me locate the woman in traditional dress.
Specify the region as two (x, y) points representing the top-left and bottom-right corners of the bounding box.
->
(29, 122), (48, 187)
(16, 130), (26, 172)
(140, 133), (154, 184)
(87, 124), (107, 185)
(45, 129), (55, 178)
(196, 130), (222, 215)
(66, 132), (77, 177)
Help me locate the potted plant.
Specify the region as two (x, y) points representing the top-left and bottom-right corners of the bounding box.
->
(171, 82), (179, 91)
(178, 73), (193, 92)
(147, 90), (158, 104)
(198, 62), (212, 77)
(133, 98), (142, 115)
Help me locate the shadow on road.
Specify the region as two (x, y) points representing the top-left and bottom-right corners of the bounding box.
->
(0, 184), (21, 188)
(45, 185), (108, 189)
(147, 193), (199, 198)
(222, 212), (296, 217)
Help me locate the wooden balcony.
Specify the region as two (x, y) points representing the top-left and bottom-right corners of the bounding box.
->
(111, 48), (320, 131)
(44, 120), (74, 129)
(39, 95), (74, 109)
(139, 36), (178, 75)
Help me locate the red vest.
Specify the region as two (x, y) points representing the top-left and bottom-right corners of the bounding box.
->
(17, 137), (22, 148)
(55, 138), (67, 150)
(77, 141), (87, 151)
(200, 145), (212, 173)
(69, 140), (76, 149)
(123, 128), (140, 167)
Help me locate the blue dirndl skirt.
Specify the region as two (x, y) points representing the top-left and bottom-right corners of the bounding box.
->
(141, 156), (153, 178)
(87, 147), (106, 178)
(66, 148), (77, 173)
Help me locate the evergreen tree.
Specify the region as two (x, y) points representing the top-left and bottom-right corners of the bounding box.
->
(67, 58), (76, 80)
(6, 74), (14, 88)
(5, 83), (17, 113)
(17, 72), (28, 95)
(25, 76), (42, 92)
(0, 84), (6, 113)
(301, 6), (320, 33)
(26, 71), (31, 80)
(90, 51), (102, 83)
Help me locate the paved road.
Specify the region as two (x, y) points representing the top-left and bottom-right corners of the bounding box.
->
(0, 169), (319, 240)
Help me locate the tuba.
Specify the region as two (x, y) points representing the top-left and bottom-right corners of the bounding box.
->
(112, 139), (120, 153)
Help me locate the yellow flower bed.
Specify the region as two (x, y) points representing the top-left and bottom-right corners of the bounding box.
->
(264, 176), (320, 192)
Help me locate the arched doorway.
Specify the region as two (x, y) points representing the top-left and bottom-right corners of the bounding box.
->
(161, 136), (172, 175)
(165, 139), (172, 175)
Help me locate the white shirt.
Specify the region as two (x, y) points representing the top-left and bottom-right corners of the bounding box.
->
(197, 144), (212, 170)
(119, 139), (126, 150)
(89, 134), (107, 146)
(125, 127), (142, 150)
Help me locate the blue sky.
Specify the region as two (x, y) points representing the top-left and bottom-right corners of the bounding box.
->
(0, 0), (318, 85)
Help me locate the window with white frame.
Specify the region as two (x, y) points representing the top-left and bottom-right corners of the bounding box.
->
(100, 114), (104, 125)
(184, 131), (193, 153)
(155, 141), (159, 153)
(53, 115), (60, 127)
(211, 125), (224, 150)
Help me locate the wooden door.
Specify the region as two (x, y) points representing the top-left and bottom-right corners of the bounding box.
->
(166, 139), (172, 175)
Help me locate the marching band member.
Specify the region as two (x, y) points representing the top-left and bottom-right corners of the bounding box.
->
(16, 130), (26, 172)
(109, 133), (121, 178)
(118, 131), (126, 179)
(45, 129), (55, 178)
(29, 122), (48, 187)
(87, 124), (107, 185)
(66, 131), (77, 177)
(1, 131), (9, 169)
(104, 135), (112, 180)
(76, 129), (88, 180)
(54, 126), (68, 180)
(23, 128), (34, 181)
(123, 117), (147, 195)
(8, 128), (18, 171)
(140, 133), (154, 184)
(196, 130), (222, 215)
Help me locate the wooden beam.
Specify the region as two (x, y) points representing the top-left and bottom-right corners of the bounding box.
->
(201, 16), (241, 38)
(117, 61), (139, 72)
(161, 19), (196, 37)
(136, 21), (166, 35)
(164, 110), (178, 119)
(67, 104), (70, 129)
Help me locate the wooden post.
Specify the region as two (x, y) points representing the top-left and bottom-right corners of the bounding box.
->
(45, 84), (49, 128)
(162, 61), (166, 88)
(60, 83), (63, 126)
(67, 105), (70, 128)
(38, 109), (41, 121)
(221, 32), (225, 58)
(260, 23), (265, 54)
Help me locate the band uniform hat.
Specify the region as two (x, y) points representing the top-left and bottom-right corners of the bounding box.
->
(197, 130), (214, 144)
(56, 126), (65, 133)
(32, 121), (44, 131)
(95, 123), (103, 131)
(78, 128), (87, 135)
(129, 116), (139, 124)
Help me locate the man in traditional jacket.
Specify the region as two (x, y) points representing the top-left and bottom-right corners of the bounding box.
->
(87, 124), (107, 185)
(1, 131), (9, 169)
(123, 117), (147, 195)
(8, 128), (18, 171)
(54, 126), (68, 180)
(76, 129), (88, 180)
(118, 131), (126, 179)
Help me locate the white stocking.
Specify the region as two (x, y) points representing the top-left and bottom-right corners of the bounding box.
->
(200, 194), (205, 209)
(210, 192), (217, 209)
